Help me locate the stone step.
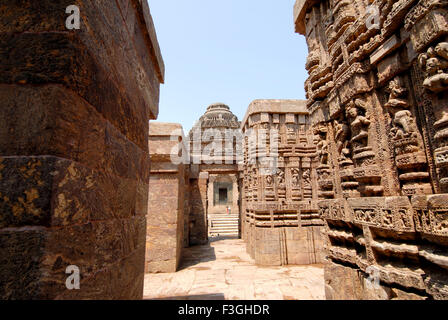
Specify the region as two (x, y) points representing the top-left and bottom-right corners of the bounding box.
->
(210, 224), (239, 228)
(209, 232), (239, 236)
(210, 220), (238, 224)
(208, 215), (240, 237)
(210, 226), (239, 230)
(211, 226), (238, 229)
(209, 223), (237, 226)
(210, 223), (238, 227)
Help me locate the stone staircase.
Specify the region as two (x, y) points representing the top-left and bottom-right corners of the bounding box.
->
(208, 214), (239, 237)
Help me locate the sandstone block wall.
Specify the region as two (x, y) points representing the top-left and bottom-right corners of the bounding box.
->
(296, 0), (448, 299)
(241, 100), (324, 266)
(146, 123), (188, 273)
(0, 0), (164, 299)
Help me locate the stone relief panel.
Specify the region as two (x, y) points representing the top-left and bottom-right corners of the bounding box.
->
(295, 0), (448, 299)
(384, 76), (433, 195)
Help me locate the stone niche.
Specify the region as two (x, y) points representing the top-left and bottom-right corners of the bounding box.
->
(146, 123), (189, 273)
(295, 0), (448, 300)
(240, 99), (324, 266)
(0, 0), (164, 299)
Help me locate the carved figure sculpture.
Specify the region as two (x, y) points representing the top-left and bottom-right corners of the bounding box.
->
(334, 119), (351, 161)
(315, 127), (329, 165)
(292, 168), (300, 187)
(346, 100), (371, 150)
(303, 169), (311, 187)
(385, 77), (416, 140)
(266, 175), (274, 187)
(419, 42), (448, 93)
(277, 168), (285, 186)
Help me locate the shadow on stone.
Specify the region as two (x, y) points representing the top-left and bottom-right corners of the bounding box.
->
(209, 235), (239, 242)
(147, 293), (225, 300)
(178, 243), (217, 270)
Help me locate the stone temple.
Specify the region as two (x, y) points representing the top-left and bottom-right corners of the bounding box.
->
(1, 0), (448, 300)
(189, 103), (242, 238)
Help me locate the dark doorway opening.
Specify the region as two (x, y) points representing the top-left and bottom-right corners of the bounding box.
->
(219, 188), (228, 204)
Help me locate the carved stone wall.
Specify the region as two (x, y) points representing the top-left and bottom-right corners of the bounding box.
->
(295, 0), (448, 299)
(240, 100), (324, 266)
(0, 1), (164, 299)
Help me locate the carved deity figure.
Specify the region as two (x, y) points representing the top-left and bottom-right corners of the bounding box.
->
(266, 175), (274, 187)
(315, 127), (329, 165)
(419, 42), (448, 93)
(291, 169), (300, 188)
(346, 99), (371, 149)
(302, 169), (312, 187)
(334, 119), (351, 161)
(277, 168), (285, 187)
(385, 77), (416, 140)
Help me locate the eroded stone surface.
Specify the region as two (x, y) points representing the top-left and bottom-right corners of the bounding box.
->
(0, 0), (164, 300)
(295, 0), (448, 300)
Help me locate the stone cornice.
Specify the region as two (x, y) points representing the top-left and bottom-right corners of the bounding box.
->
(294, 0), (321, 35)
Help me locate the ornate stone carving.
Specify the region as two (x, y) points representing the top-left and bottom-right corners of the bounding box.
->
(418, 39), (448, 192)
(295, 0), (448, 300)
(315, 125), (335, 199)
(291, 168), (300, 187)
(334, 119), (351, 162)
(419, 42), (448, 93)
(240, 100), (323, 266)
(346, 99), (371, 152)
(385, 77), (432, 195)
(385, 77), (418, 140)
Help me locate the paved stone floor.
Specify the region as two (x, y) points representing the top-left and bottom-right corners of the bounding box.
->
(143, 238), (325, 300)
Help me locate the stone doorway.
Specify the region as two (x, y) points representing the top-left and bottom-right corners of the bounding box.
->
(211, 180), (234, 213)
(218, 187), (229, 205)
(218, 188), (228, 204)
(208, 175), (240, 237)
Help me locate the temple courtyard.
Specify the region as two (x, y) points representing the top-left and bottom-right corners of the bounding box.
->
(143, 238), (325, 300)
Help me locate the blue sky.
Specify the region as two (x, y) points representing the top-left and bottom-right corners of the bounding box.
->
(149, 0), (308, 132)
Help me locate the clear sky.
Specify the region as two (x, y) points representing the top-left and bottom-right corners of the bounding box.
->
(148, 0), (309, 133)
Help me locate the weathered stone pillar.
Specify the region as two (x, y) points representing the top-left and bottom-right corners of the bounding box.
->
(231, 174), (239, 215)
(207, 174), (216, 215)
(146, 123), (187, 273)
(189, 172), (209, 245)
(0, 0), (164, 299)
